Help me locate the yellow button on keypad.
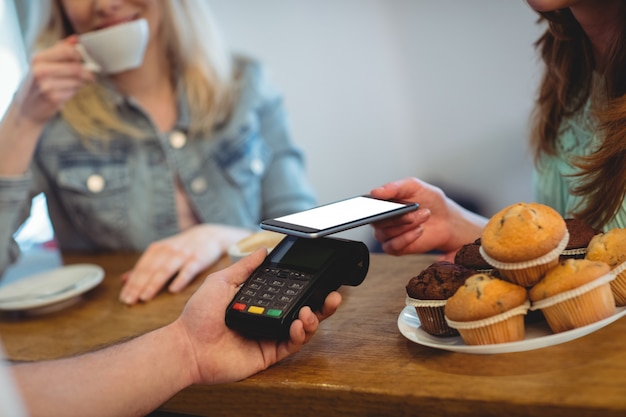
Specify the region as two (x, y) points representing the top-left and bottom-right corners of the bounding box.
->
(248, 306), (265, 315)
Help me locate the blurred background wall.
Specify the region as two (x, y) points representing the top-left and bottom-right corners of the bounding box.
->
(210, 0), (543, 245)
(2, 0), (544, 249)
(0, 0), (27, 115)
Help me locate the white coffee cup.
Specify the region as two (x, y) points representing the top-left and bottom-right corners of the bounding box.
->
(227, 231), (286, 263)
(77, 18), (149, 74)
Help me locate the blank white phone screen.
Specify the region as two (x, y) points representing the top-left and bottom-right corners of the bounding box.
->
(274, 197), (406, 230)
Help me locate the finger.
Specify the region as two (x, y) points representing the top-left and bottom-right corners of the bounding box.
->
(278, 303), (327, 361)
(34, 80), (91, 106)
(380, 226), (425, 255)
(221, 248), (267, 287)
(168, 255), (205, 293)
(32, 39), (83, 65)
(137, 254), (188, 301)
(370, 178), (419, 200)
(120, 270), (132, 283)
(272, 326), (303, 364)
(65, 35), (79, 45)
(315, 291), (342, 322)
(372, 210), (421, 231)
(34, 73), (91, 89)
(369, 186), (393, 200)
(373, 209), (430, 244)
(369, 180), (407, 200)
(373, 222), (418, 243)
(120, 249), (181, 304)
(33, 87), (82, 111)
(299, 305), (320, 344)
(31, 61), (95, 83)
(281, 316), (308, 358)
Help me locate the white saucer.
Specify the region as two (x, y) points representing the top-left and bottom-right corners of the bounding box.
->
(397, 305), (626, 354)
(0, 264), (104, 311)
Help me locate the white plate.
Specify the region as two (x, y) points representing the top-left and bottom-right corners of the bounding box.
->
(0, 264), (104, 311)
(397, 305), (626, 354)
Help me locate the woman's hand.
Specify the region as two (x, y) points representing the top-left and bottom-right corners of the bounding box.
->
(370, 177), (487, 257)
(119, 224), (252, 305)
(173, 248), (342, 385)
(14, 36), (95, 124)
(0, 36), (95, 176)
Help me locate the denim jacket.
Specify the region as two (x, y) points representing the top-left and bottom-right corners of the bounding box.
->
(0, 57), (316, 275)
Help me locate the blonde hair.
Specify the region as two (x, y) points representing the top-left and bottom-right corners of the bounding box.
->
(24, 0), (235, 140)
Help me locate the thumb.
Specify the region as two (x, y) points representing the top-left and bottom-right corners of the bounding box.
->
(225, 248), (267, 286)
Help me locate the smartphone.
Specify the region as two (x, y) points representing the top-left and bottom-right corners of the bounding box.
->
(225, 235), (369, 339)
(260, 195), (419, 238)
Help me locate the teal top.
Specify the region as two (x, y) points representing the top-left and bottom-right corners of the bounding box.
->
(532, 77), (626, 231)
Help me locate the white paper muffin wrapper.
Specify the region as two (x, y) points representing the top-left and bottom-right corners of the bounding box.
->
(405, 296), (447, 308)
(612, 261), (626, 276)
(561, 247), (587, 257)
(530, 271), (616, 310)
(609, 261), (626, 305)
(445, 300), (531, 329)
(479, 230), (570, 270)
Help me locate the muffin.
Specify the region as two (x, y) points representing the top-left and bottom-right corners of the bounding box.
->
(529, 259), (615, 333)
(405, 261), (474, 337)
(560, 218), (601, 260)
(454, 238), (493, 272)
(479, 202), (569, 287)
(585, 228), (626, 306)
(444, 274), (530, 345)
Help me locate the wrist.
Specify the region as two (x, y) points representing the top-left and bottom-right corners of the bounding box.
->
(0, 102), (46, 176)
(5, 98), (48, 130)
(166, 318), (206, 385)
(447, 201), (487, 250)
(156, 320), (201, 388)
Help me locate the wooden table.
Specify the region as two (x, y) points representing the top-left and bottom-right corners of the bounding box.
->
(2, 252), (626, 417)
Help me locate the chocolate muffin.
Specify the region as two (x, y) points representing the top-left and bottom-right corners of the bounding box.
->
(406, 261), (475, 300)
(454, 238), (492, 271)
(405, 261), (475, 337)
(560, 218), (601, 260)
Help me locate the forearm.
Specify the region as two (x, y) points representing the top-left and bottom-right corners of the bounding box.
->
(12, 321), (196, 417)
(0, 101), (44, 176)
(0, 175), (33, 275)
(447, 198), (488, 250)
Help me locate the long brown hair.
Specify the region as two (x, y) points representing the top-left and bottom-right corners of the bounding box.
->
(530, 6), (626, 229)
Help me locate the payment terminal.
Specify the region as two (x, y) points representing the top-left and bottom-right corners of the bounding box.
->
(225, 235), (369, 339)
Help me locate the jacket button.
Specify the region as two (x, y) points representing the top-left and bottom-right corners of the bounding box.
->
(169, 131), (187, 149)
(87, 174), (105, 193)
(250, 158), (264, 175)
(190, 177), (207, 194)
